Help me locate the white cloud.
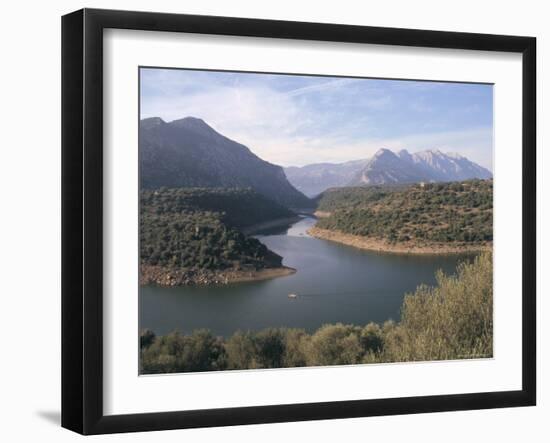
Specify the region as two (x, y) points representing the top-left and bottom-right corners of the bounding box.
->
(142, 84), (306, 140)
(284, 78), (357, 97)
(141, 74), (493, 171)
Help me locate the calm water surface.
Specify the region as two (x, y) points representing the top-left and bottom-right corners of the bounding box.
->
(140, 217), (470, 336)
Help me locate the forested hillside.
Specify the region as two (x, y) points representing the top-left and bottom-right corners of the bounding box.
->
(141, 187), (295, 229)
(314, 179), (492, 251)
(140, 187), (296, 285)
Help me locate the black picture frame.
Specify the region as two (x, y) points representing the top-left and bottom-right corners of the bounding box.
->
(62, 8), (536, 435)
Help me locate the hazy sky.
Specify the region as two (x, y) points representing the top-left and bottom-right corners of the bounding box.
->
(140, 68), (493, 170)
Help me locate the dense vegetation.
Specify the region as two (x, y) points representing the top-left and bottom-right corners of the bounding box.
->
(140, 252), (492, 373)
(140, 187), (293, 272)
(315, 180), (492, 245)
(141, 187), (295, 229)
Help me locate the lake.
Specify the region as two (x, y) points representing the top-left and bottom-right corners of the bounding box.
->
(140, 217), (471, 336)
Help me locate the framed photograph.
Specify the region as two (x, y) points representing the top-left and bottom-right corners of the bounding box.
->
(62, 8), (536, 435)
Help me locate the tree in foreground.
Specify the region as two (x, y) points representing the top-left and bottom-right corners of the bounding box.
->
(381, 252), (493, 362)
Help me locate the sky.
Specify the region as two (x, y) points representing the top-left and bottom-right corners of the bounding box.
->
(140, 68), (494, 170)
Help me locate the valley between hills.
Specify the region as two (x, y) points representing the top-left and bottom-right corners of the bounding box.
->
(139, 116), (493, 287)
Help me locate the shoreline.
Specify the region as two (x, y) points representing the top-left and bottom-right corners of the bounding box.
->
(241, 215), (302, 235)
(308, 226), (491, 255)
(140, 264), (296, 287)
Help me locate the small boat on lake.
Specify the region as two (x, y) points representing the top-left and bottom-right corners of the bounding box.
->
(288, 293), (298, 298)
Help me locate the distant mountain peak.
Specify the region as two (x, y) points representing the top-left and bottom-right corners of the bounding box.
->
(284, 148), (492, 194)
(353, 148), (491, 186)
(171, 116), (207, 125)
(447, 152), (465, 159)
(169, 116), (218, 135)
(421, 149), (442, 156)
(373, 148), (396, 158)
(283, 158), (370, 197)
(140, 117), (166, 130)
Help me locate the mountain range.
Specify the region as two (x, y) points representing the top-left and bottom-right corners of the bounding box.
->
(140, 116), (491, 203)
(139, 117), (311, 208)
(285, 148), (492, 196)
(284, 159), (369, 198)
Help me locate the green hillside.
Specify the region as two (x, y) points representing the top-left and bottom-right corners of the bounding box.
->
(140, 187), (295, 285)
(316, 179), (492, 246)
(140, 187), (295, 229)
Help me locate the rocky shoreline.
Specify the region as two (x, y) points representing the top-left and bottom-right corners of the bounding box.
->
(140, 264), (296, 287)
(308, 226), (491, 255)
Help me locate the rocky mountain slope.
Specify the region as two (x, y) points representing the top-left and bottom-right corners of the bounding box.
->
(350, 148), (492, 186)
(140, 117), (311, 208)
(285, 148), (492, 194)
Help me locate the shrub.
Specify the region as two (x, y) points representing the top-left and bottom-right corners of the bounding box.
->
(225, 331), (258, 369)
(382, 252), (492, 362)
(306, 324), (364, 366)
(253, 328), (286, 368)
(141, 329), (226, 373)
(282, 329), (309, 367)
